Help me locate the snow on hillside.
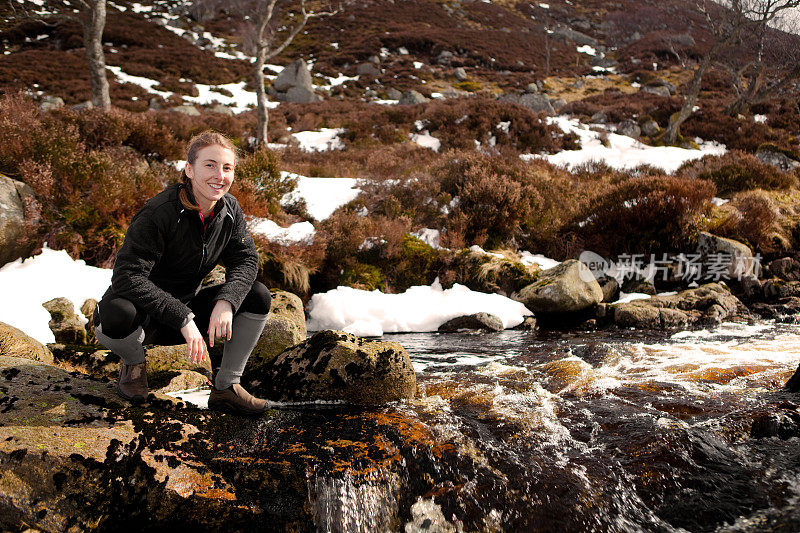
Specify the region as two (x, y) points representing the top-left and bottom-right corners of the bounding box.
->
(525, 116), (727, 173)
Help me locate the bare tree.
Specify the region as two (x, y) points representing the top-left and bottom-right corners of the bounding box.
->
(10, 0), (111, 110)
(720, 11), (800, 115)
(214, 0), (341, 147)
(664, 0), (800, 144)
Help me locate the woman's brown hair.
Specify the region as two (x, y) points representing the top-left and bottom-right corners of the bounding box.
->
(179, 131), (238, 211)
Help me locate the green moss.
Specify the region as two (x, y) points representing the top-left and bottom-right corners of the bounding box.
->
(342, 263), (386, 291)
(454, 81), (482, 92)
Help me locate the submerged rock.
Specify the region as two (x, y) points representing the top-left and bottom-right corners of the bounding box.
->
(438, 313), (504, 332)
(514, 259), (603, 314)
(250, 330), (416, 405)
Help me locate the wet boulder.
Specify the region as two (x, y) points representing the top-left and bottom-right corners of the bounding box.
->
(621, 277), (656, 296)
(248, 290), (307, 370)
(250, 330), (416, 405)
(613, 283), (745, 329)
(514, 259), (603, 314)
(438, 313), (503, 332)
(750, 402), (800, 439)
(0, 322), (53, 363)
(42, 297), (86, 345)
(750, 297), (800, 321)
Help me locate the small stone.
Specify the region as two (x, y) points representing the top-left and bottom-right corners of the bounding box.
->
(399, 90), (429, 105)
(438, 313), (504, 332)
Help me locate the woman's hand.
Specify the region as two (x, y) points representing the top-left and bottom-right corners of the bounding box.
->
(208, 299), (234, 347)
(180, 319), (208, 364)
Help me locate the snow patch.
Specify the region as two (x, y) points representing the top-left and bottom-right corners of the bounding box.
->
(307, 280), (533, 335)
(524, 116), (726, 173)
(281, 173), (361, 221)
(0, 247), (112, 344)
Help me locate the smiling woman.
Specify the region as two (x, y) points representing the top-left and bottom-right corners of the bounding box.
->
(93, 131), (273, 416)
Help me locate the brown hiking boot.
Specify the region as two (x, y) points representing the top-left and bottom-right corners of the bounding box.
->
(117, 361), (148, 404)
(208, 383), (267, 415)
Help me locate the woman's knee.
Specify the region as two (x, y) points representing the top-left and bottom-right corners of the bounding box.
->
(240, 281), (271, 315)
(97, 296), (144, 338)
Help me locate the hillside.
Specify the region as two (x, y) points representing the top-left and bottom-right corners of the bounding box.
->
(0, 0), (799, 297)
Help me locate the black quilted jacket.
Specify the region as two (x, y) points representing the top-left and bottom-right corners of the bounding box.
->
(103, 184), (259, 330)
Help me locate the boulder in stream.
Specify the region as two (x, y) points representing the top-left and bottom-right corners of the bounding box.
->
(249, 330), (417, 405)
(613, 283), (745, 329)
(514, 259), (603, 314)
(438, 313), (504, 332)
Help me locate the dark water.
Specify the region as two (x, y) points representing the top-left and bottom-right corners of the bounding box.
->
(309, 323), (800, 532)
(176, 322), (800, 531)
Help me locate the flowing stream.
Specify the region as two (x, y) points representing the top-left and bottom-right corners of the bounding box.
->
(309, 321), (800, 532)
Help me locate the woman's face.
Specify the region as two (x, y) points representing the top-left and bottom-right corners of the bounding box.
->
(185, 144), (236, 211)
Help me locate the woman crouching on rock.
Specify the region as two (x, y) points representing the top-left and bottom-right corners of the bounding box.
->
(94, 131), (271, 415)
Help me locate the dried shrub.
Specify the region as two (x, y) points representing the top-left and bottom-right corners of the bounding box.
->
(254, 236), (327, 296)
(682, 107), (791, 152)
(53, 107), (183, 160)
(716, 190), (791, 255)
(677, 151), (797, 196)
(232, 149), (296, 220)
(432, 151), (544, 248)
(0, 94), (169, 265)
(562, 90), (682, 126)
(421, 97), (575, 154)
(564, 176), (716, 256)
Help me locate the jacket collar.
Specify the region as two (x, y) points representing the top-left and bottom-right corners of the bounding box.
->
(178, 183), (230, 221)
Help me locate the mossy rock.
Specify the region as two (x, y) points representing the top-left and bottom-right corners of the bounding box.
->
(248, 290), (307, 371)
(145, 344), (212, 376)
(249, 330), (416, 405)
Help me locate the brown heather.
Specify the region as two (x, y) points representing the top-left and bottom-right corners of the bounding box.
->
(562, 176), (716, 257)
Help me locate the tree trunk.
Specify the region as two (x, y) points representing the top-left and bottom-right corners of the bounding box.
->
(664, 53), (714, 144)
(83, 0), (110, 110)
(254, 46), (269, 148)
